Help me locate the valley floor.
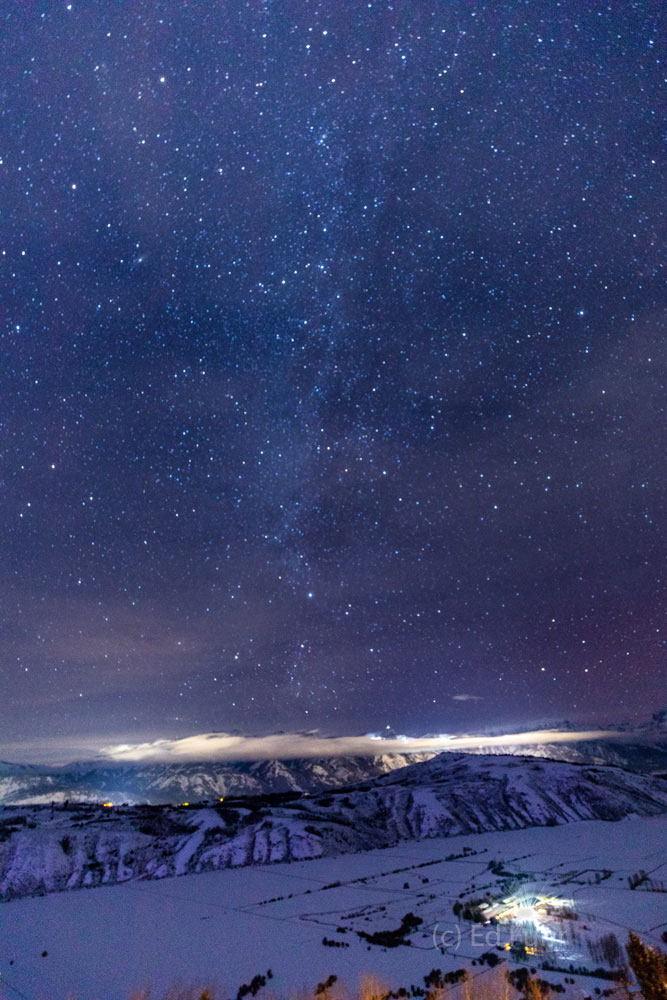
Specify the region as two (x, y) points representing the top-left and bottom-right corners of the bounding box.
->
(1, 816), (665, 1000)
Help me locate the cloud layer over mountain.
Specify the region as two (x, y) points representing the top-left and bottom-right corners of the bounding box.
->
(98, 728), (620, 763)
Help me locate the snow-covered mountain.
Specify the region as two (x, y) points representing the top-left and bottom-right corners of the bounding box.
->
(2, 751), (666, 900)
(0, 752), (436, 806)
(455, 738), (667, 773)
(3, 730), (666, 809)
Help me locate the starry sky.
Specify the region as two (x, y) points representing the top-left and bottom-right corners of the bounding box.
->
(2, 0), (665, 756)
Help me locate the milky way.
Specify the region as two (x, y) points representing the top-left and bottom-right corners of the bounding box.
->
(2, 1), (664, 751)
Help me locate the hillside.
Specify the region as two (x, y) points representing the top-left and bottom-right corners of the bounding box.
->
(450, 737), (667, 774)
(2, 751), (666, 900)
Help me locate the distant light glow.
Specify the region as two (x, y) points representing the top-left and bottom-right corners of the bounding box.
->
(96, 728), (618, 763)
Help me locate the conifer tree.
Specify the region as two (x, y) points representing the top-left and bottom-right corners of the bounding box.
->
(627, 932), (667, 1000)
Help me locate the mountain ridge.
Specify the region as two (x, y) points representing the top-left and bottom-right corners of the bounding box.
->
(1, 751), (666, 900)
(0, 752), (437, 806)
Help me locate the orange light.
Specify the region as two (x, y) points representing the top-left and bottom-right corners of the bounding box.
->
(103, 802), (113, 808)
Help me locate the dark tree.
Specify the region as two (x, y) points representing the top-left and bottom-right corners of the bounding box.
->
(626, 932), (667, 1000)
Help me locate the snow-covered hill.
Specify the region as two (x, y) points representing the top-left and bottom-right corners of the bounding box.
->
(0, 752), (436, 806)
(2, 751), (666, 900)
(455, 738), (667, 773)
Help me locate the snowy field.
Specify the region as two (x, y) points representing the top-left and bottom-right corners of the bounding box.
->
(1, 816), (665, 1000)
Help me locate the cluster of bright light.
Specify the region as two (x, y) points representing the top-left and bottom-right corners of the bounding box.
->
(484, 892), (573, 945)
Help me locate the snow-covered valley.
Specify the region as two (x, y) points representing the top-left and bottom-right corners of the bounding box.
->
(1, 814), (665, 1000)
(1, 751), (666, 999)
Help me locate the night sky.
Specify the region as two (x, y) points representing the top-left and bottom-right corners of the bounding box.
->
(2, 1), (665, 755)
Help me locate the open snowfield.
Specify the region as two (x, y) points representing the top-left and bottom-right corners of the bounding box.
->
(1, 816), (665, 1000)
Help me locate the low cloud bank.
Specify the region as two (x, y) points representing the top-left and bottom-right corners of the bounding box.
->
(99, 728), (619, 763)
